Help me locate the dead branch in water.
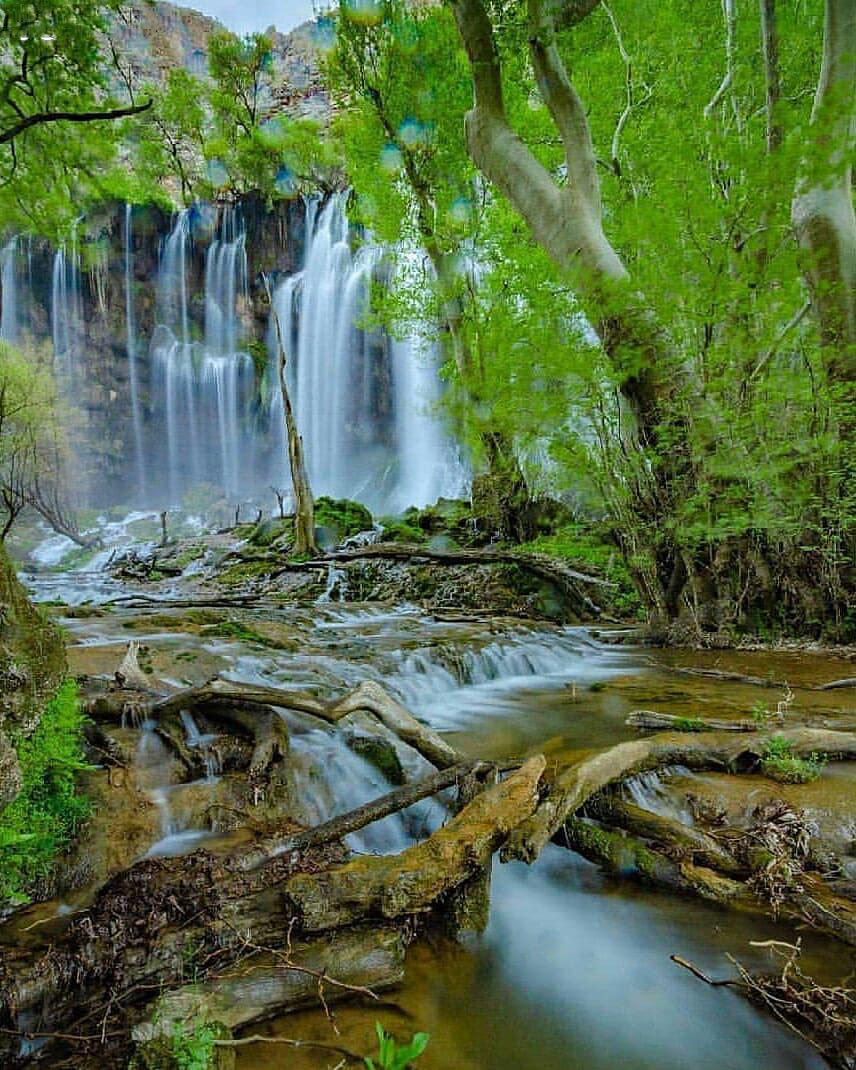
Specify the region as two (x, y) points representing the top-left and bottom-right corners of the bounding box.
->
(673, 943), (856, 1068)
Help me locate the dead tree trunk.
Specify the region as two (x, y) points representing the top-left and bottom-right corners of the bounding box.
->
(266, 279), (318, 557)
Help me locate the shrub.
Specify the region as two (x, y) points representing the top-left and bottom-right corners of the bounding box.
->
(0, 680), (90, 905)
(760, 735), (826, 785)
(169, 1021), (218, 1070)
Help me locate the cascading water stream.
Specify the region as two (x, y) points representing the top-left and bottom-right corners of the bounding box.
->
(0, 237), (18, 343)
(268, 194), (465, 512)
(51, 240), (85, 393)
(150, 206), (255, 504)
(124, 205), (146, 497)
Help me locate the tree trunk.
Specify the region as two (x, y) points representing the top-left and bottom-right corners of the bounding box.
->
(449, 0), (692, 617)
(268, 286), (318, 557)
(792, 0), (856, 388)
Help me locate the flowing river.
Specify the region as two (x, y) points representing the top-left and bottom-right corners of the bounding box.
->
(14, 519), (856, 1069)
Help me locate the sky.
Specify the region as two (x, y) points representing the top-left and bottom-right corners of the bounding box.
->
(188, 0), (317, 35)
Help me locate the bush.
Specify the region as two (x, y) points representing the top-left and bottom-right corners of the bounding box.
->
(761, 736), (826, 784)
(0, 680), (90, 905)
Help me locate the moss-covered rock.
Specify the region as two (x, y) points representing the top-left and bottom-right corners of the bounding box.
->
(314, 496), (373, 543)
(377, 517), (428, 544)
(248, 516), (293, 548)
(401, 498), (477, 546)
(346, 733), (406, 785)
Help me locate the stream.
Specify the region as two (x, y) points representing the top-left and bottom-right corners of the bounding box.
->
(15, 518), (856, 1069)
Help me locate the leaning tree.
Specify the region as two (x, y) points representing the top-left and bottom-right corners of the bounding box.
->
(447, 0), (855, 634)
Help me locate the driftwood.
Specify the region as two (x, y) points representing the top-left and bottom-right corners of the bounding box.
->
(503, 727), (856, 864)
(589, 796), (745, 876)
(649, 662), (791, 688)
(563, 804), (856, 945)
(626, 710), (759, 732)
(674, 944), (856, 1069)
(328, 681), (460, 769)
(814, 677), (856, 692)
(242, 759), (506, 870)
(134, 925), (404, 1043)
(85, 663), (463, 774)
(114, 640), (149, 691)
(0, 759), (543, 1065)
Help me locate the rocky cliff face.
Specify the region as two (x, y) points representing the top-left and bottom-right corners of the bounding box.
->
(15, 195), (310, 503)
(106, 1), (329, 119)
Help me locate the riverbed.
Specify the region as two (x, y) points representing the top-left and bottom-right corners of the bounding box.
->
(15, 521), (856, 1069)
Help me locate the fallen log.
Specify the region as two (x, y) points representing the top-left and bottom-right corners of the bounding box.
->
(503, 727), (856, 864)
(272, 542), (614, 618)
(626, 710), (759, 732)
(649, 662), (790, 689)
(589, 796), (745, 876)
(85, 673), (463, 773)
(560, 810), (856, 945)
(0, 758), (541, 1063)
(814, 678), (856, 692)
(559, 816), (750, 905)
(242, 759), (505, 870)
(285, 755), (546, 932)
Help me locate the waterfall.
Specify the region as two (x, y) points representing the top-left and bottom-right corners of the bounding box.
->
(268, 195), (464, 513)
(124, 205), (146, 497)
(0, 238), (18, 343)
(150, 205), (255, 505)
(51, 242), (85, 390)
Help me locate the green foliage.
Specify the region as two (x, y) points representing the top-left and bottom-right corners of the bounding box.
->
(0, 1), (152, 235)
(377, 517), (428, 544)
(365, 1022), (429, 1070)
(169, 1020), (217, 1070)
(672, 718), (707, 733)
(760, 736), (826, 784)
(134, 31), (341, 204)
(0, 680), (90, 905)
(0, 341), (69, 540)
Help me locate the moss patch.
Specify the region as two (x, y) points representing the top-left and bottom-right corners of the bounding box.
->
(518, 523), (643, 619)
(0, 680), (90, 906)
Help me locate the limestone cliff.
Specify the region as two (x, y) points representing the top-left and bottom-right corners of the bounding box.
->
(106, 1), (329, 120)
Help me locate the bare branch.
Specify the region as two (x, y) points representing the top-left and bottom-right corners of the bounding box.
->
(0, 99), (152, 145)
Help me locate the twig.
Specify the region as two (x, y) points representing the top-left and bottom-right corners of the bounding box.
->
(670, 954), (739, 988)
(213, 1034), (362, 1061)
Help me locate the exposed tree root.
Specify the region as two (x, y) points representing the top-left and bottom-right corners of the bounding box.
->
(274, 542), (614, 618)
(83, 657), (464, 773)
